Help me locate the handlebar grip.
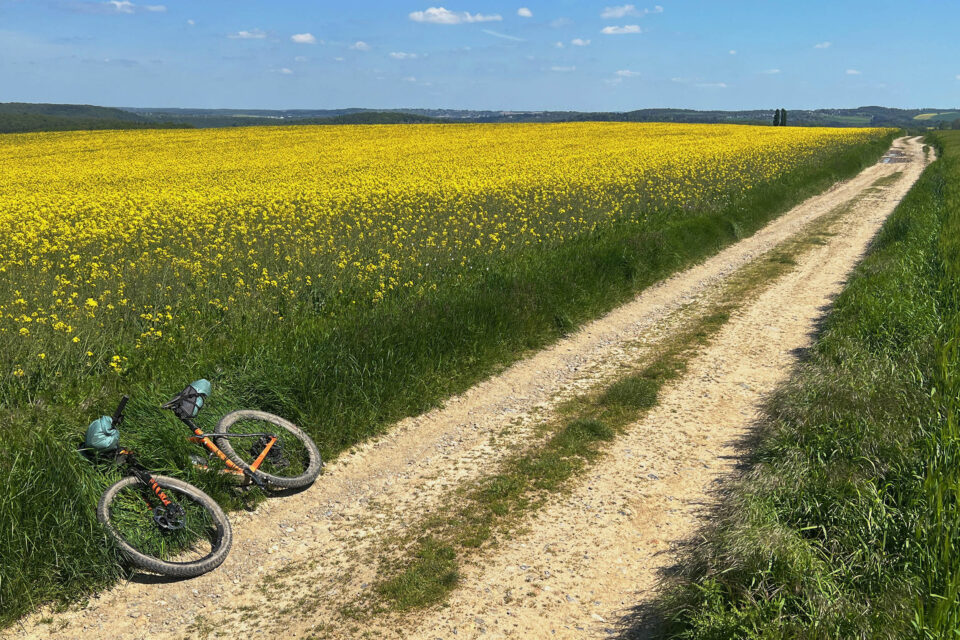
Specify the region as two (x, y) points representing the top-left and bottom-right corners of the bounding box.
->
(112, 395), (130, 424)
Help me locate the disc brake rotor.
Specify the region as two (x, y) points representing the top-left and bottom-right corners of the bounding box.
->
(153, 503), (186, 532)
(250, 435), (289, 470)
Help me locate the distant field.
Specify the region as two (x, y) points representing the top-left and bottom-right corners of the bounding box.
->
(0, 122), (893, 625)
(914, 111), (960, 121)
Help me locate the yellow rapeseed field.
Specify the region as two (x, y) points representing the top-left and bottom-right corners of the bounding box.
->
(0, 122), (888, 384)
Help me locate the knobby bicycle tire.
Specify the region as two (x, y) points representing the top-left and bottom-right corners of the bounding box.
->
(214, 410), (322, 489)
(97, 475), (232, 578)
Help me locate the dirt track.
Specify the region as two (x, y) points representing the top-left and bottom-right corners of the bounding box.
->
(4, 137), (930, 640)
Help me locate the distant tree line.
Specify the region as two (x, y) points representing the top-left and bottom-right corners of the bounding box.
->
(0, 112), (190, 134)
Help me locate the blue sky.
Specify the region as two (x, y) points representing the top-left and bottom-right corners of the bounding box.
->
(1, 1), (957, 111)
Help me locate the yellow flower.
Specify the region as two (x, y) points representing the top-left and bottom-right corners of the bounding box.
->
(37, 353), (46, 360)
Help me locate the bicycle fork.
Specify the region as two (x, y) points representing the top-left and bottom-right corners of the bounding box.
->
(130, 465), (186, 532)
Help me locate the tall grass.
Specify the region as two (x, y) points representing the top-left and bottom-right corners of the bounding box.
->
(0, 132), (893, 626)
(655, 132), (960, 638)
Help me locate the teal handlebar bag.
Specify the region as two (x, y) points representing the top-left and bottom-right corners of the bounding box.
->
(84, 416), (119, 452)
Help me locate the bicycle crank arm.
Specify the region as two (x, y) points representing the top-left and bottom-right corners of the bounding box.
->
(243, 467), (268, 490)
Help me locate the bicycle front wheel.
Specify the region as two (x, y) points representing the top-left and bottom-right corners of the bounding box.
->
(214, 410), (322, 489)
(97, 475), (232, 578)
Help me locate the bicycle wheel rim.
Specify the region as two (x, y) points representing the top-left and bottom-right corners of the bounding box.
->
(98, 475), (231, 577)
(215, 410), (321, 489)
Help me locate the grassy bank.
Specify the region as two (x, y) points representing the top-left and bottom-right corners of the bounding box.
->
(0, 131), (893, 626)
(654, 132), (960, 638)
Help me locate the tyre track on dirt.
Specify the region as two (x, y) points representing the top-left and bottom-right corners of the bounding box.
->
(3, 137), (928, 640)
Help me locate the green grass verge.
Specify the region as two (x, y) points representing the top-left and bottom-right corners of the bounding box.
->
(653, 132), (960, 638)
(0, 133), (894, 627)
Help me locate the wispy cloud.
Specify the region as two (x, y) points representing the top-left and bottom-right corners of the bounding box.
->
(729, 49), (737, 55)
(601, 25), (642, 34)
(616, 69), (640, 77)
(390, 51), (418, 59)
(350, 40), (371, 51)
(696, 82), (727, 88)
(228, 29), (267, 40)
(761, 68), (781, 74)
(956, 74), (960, 80)
(814, 41), (832, 49)
(517, 7), (532, 18)
(409, 7), (502, 24)
(482, 29), (524, 42)
(291, 33), (317, 44)
(551, 65), (576, 72)
(571, 38), (590, 46)
(846, 68), (861, 75)
(278, 67), (293, 75)
(63, 1), (166, 14)
(601, 4), (662, 18)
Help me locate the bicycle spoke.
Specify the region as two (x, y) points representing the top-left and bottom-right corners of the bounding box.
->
(108, 482), (219, 565)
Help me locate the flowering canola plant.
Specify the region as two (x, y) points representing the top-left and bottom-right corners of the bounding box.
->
(0, 122), (889, 388)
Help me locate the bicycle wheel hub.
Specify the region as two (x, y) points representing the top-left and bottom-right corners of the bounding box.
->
(250, 435), (289, 469)
(153, 503), (186, 532)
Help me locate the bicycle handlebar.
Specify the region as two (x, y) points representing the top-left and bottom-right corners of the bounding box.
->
(112, 395), (130, 426)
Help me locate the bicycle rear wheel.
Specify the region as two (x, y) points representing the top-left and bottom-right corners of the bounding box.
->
(214, 410), (322, 489)
(97, 475), (232, 578)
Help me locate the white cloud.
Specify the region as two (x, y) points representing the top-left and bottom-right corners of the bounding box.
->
(555, 41), (564, 48)
(956, 74), (960, 80)
(761, 68), (781, 74)
(571, 38), (590, 46)
(846, 68), (861, 75)
(278, 68), (293, 75)
(403, 76), (417, 82)
(334, 56), (345, 62)
(814, 41), (832, 49)
(294, 55), (308, 62)
(616, 69), (640, 77)
(390, 52), (418, 59)
(729, 49), (736, 55)
(551, 65), (576, 72)
(409, 7), (502, 24)
(696, 82), (727, 88)
(350, 41), (371, 51)
(291, 33), (317, 44)
(186, 19), (195, 26)
(228, 29), (267, 39)
(103, 1), (165, 13)
(601, 4), (662, 18)
(517, 7), (532, 17)
(482, 29), (524, 41)
(601, 25), (642, 34)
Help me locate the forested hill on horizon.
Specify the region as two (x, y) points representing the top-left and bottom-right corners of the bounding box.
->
(2, 102), (959, 134)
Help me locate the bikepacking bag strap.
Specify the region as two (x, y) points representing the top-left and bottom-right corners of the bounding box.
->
(166, 379), (212, 420)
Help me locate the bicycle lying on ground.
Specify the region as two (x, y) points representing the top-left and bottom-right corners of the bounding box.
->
(87, 380), (322, 577)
